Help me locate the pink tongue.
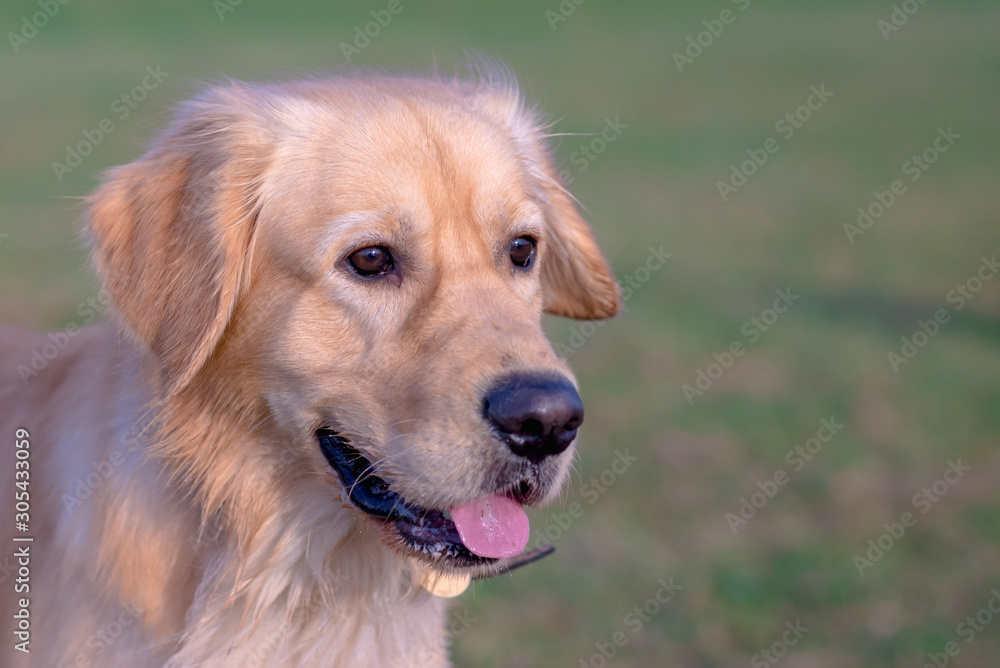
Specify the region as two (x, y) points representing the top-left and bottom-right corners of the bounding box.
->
(450, 494), (529, 559)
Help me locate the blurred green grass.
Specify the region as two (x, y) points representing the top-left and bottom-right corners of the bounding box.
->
(2, 1), (999, 666)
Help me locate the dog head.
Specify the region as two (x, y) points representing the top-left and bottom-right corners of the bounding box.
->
(87, 71), (619, 576)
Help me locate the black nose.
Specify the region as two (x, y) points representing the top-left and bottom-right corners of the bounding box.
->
(484, 374), (584, 461)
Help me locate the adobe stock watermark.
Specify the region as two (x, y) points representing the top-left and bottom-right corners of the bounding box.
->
(228, 576), (359, 667)
(60, 450), (127, 513)
(339, 0), (415, 63)
(682, 287), (799, 405)
(59, 602), (144, 668)
(751, 619), (810, 667)
(188, 510), (227, 553)
(579, 577), (683, 667)
(243, 624), (288, 668)
(558, 116), (629, 186)
(853, 459), (969, 576)
(672, 0), (751, 73)
(213, 0), (243, 21)
(415, 606), (479, 665)
(887, 254), (998, 373)
(554, 245), (671, 359)
(717, 84), (833, 202)
(238, 592), (337, 668)
(183, 433), (322, 552)
(119, 408), (157, 454)
(726, 416), (843, 534)
(52, 66), (170, 183)
(16, 292), (111, 383)
(878, 0), (930, 40)
(529, 449), (638, 551)
(922, 587), (1000, 668)
(545, 0), (586, 31)
(8, 0), (70, 54)
(0, 554), (15, 587)
(844, 126), (959, 244)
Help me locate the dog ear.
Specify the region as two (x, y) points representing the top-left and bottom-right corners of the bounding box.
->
(537, 165), (621, 320)
(86, 90), (262, 397)
(471, 83), (620, 320)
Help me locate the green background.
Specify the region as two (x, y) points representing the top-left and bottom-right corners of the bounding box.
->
(2, 1), (999, 666)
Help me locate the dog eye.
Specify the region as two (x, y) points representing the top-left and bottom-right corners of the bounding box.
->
(509, 236), (536, 268)
(348, 246), (394, 277)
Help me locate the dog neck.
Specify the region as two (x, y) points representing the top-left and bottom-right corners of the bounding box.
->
(100, 344), (452, 667)
(167, 496), (450, 667)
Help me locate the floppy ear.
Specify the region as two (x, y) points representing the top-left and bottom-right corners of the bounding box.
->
(537, 166), (621, 320)
(86, 90), (263, 397)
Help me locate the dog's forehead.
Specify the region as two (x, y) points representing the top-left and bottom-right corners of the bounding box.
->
(335, 98), (537, 212)
(266, 86), (545, 267)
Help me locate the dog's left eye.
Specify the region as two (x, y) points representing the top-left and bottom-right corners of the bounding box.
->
(509, 236), (536, 269)
(348, 246), (394, 277)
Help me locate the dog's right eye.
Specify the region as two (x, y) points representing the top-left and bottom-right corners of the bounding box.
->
(347, 246), (394, 277)
(509, 236), (536, 269)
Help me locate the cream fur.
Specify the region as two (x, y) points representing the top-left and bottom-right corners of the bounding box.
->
(0, 69), (619, 667)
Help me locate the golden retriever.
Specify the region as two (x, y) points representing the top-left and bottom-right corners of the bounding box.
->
(0, 67), (619, 667)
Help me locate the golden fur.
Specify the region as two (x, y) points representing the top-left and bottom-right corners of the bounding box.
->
(0, 69), (619, 667)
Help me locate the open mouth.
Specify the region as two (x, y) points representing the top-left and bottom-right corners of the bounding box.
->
(317, 428), (538, 569)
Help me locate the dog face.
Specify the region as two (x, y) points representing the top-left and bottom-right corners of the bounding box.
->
(87, 74), (619, 574)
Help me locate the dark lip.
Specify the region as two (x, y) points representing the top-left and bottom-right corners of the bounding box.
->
(316, 428), (496, 567)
